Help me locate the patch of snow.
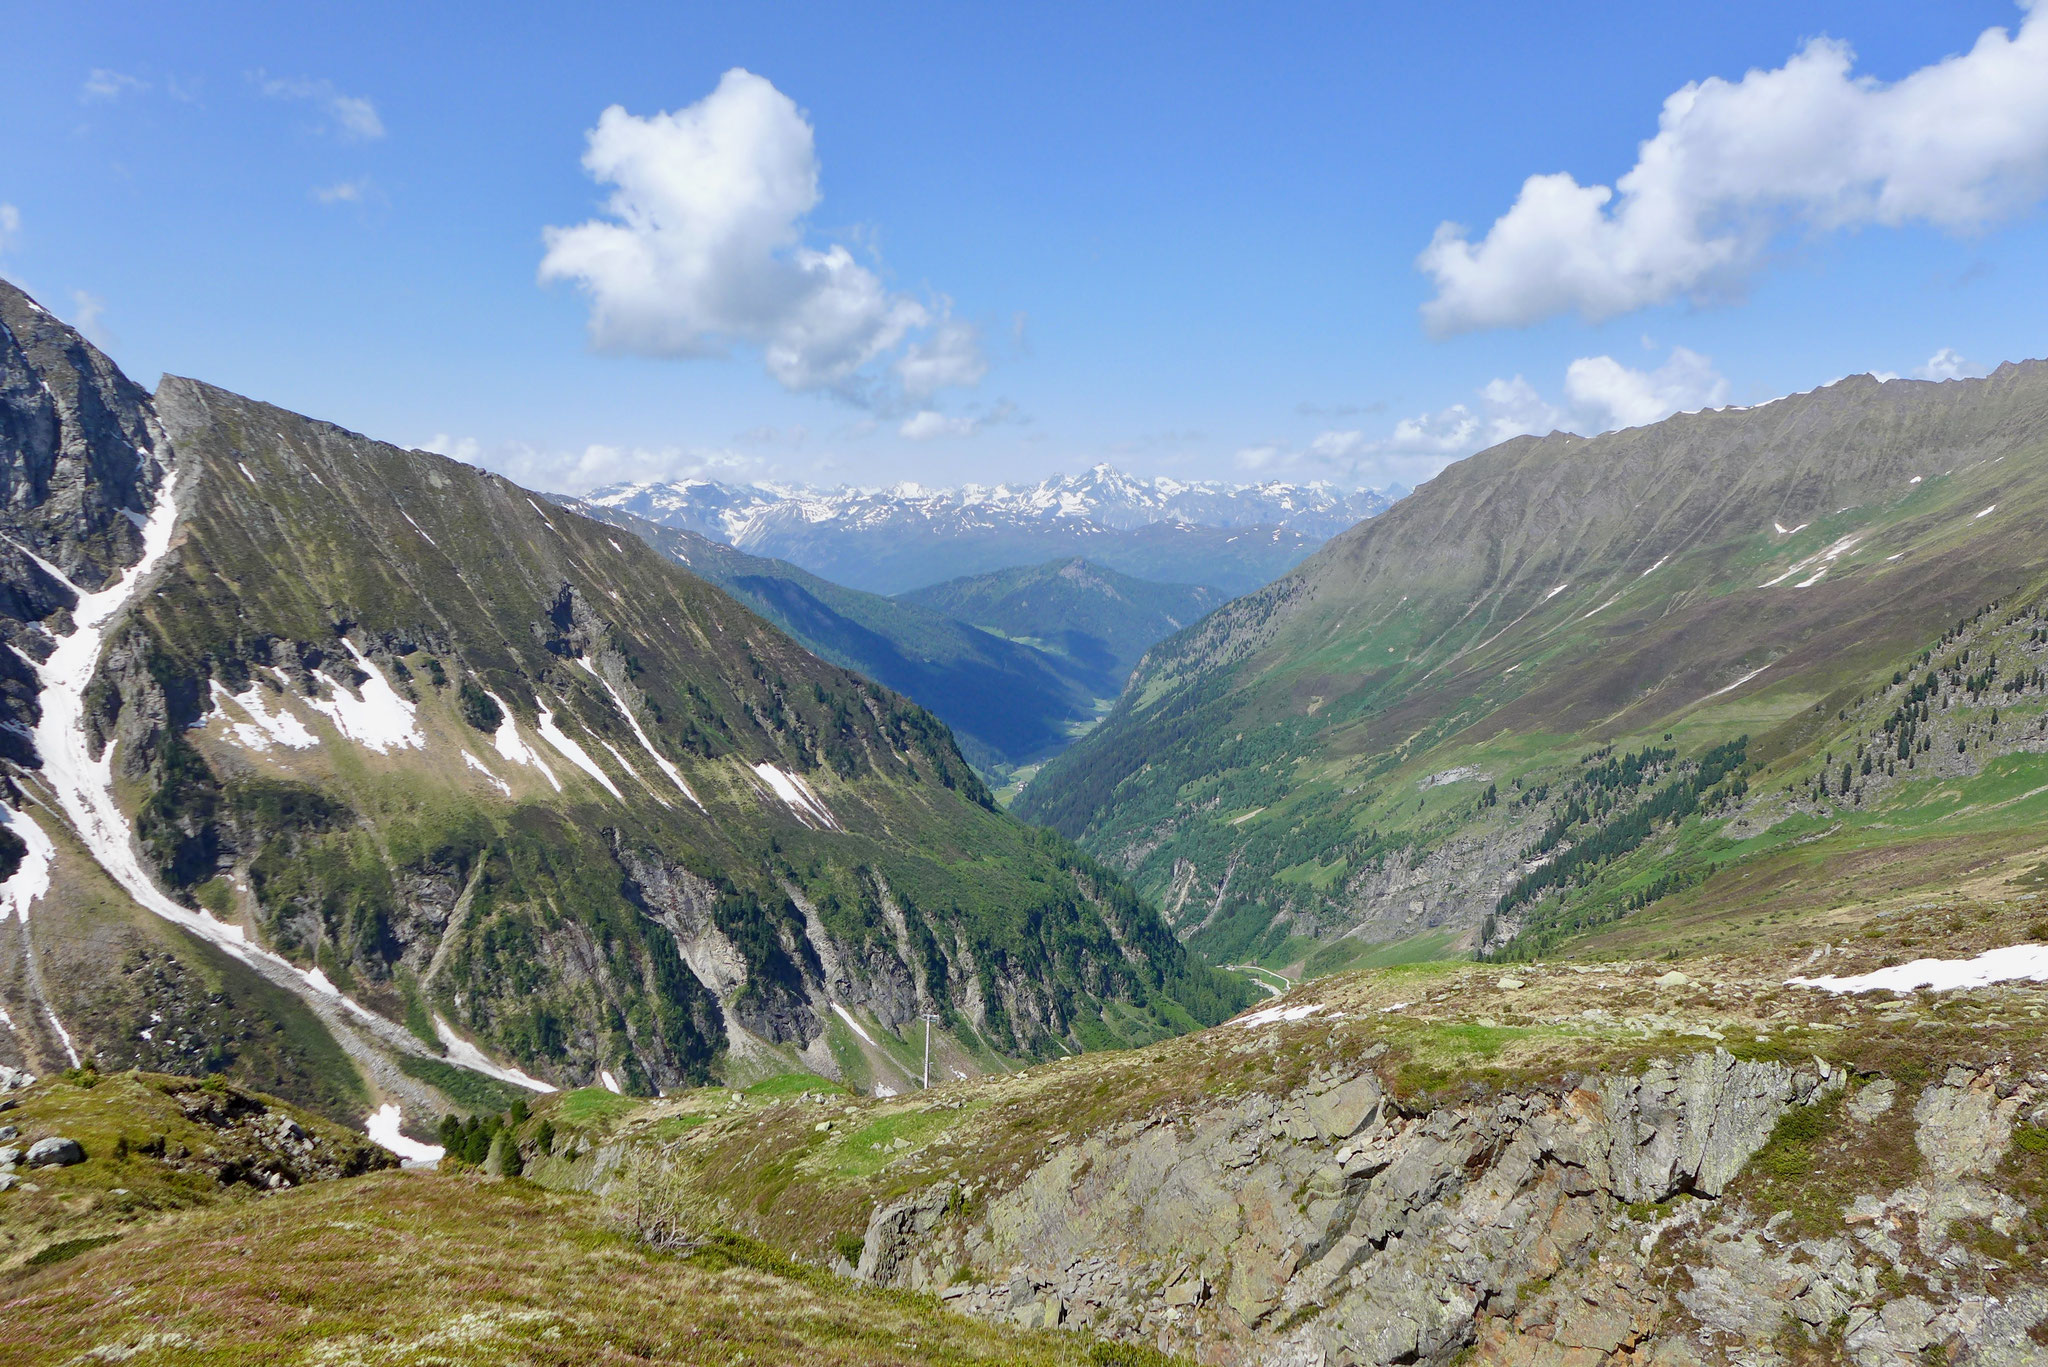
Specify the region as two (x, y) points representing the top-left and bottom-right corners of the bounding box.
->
(0, 804), (55, 922)
(831, 1002), (877, 1046)
(1886, 553), (1905, 562)
(1909, 476), (1922, 484)
(0, 803), (69, 1061)
(304, 642), (424, 754)
(1760, 533), (1861, 588)
(43, 1004), (81, 1066)
(597, 738), (663, 805)
(28, 469), (267, 968)
(399, 510), (437, 547)
(485, 691), (561, 791)
(209, 678), (319, 752)
(366, 1104), (444, 1166)
(237, 462), (258, 484)
(752, 762), (840, 830)
(607, 538), (624, 553)
(534, 708), (624, 800)
(302, 966), (341, 997)
(433, 1014), (556, 1092)
(1237, 1001), (1326, 1028)
(574, 658), (702, 808)
(1378, 1001), (1411, 1014)
(1975, 504), (1997, 520)
(525, 498), (558, 531)
(1579, 594), (1623, 621)
(599, 1069), (621, 1095)
(1788, 944), (2048, 995)
(1707, 665), (1771, 699)
(1543, 584), (1568, 601)
(873, 1084), (899, 1098)
(461, 751), (512, 797)
(1639, 556), (1668, 578)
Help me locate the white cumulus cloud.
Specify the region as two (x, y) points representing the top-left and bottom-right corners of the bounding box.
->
(1266, 348), (1728, 487)
(1915, 347), (1983, 381)
(539, 69), (983, 402)
(256, 73), (385, 141)
(312, 177), (374, 205)
(70, 291), (113, 349)
(1563, 346), (1729, 431)
(420, 433), (764, 493)
(82, 69), (149, 102)
(899, 410), (979, 441)
(897, 314), (987, 397)
(1419, 3), (2048, 334)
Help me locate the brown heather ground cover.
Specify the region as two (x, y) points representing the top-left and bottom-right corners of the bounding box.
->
(0, 1169), (1183, 1367)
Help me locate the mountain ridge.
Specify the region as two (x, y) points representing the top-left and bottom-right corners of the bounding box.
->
(580, 465), (1400, 595)
(0, 279), (1249, 1143)
(1018, 361), (2048, 969)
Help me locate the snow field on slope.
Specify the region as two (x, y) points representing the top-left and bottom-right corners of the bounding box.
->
(830, 1002), (878, 1046)
(433, 1014), (556, 1093)
(1237, 1002), (1330, 1027)
(207, 678), (319, 752)
(1788, 943), (2048, 994)
(486, 690), (561, 791)
(462, 751), (512, 796)
(366, 1103), (444, 1165)
(573, 657), (703, 808)
(534, 708), (623, 800)
(305, 641), (424, 754)
(752, 763), (841, 830)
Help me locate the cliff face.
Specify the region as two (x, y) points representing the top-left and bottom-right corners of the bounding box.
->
(866, 1058), (2041, 1366)
(538, 947), (2048, 1367)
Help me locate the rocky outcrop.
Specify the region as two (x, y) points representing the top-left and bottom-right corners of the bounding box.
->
(842, 1051), (2048, 1365)
(0, 282), (170, 763)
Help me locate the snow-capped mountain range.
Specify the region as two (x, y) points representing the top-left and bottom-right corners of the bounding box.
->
(577, 465), (1403, 595)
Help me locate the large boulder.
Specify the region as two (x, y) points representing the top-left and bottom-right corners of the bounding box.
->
(24, 1136), (84, 1167)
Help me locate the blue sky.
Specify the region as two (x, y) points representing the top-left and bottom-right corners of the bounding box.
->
(5, 2), (2046, 494)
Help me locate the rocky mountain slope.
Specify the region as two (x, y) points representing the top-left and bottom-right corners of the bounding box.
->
(554, 501), (1105, 776)
(523, 869), (2048, 1367)
(580, 465), (1399, 595)
(0, 279), (1247, 1149)
(10, 816), (2048, 1366)
(1020, 364), (2048, 973)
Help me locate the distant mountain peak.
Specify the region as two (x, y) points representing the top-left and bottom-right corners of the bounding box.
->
(575, 466), (1401, 594)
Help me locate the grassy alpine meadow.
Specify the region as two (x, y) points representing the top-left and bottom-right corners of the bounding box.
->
(0, 1169), (1184, 1367)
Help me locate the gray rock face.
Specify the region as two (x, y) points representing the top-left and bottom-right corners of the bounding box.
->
(0, 280), (169, 761)
(855, 1183), (955, 1287)
(832, 1050), (2048, 1366)
(24, 1135), (83, 1167)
